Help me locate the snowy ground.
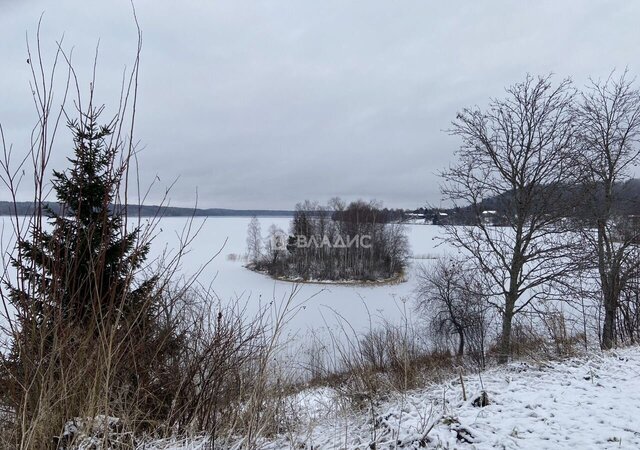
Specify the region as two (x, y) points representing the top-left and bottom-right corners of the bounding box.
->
(254, 346), (640, 449)
(62, 346), (640, 449)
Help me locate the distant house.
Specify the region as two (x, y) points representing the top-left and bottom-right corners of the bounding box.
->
(432, 211), (449, 225)
(613, 215), (640, 243)
(481, 210), (497, 225)
(405, 212), (429, 224)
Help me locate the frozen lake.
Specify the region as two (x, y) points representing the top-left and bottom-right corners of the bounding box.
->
(2, 215), (597, 362)
(0, 215), (457, 350)
(147, 216), (454, 338)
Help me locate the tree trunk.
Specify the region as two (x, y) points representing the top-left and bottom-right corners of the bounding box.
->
(596, 198), (619, 350)
(600, 307), (616, 350)
(498, 297), (516, 364)
(457, 329), (465, 357)
(601, 289), (617, 350)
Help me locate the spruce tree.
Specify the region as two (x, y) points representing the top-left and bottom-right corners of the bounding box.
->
(3, 106), (171, 428)
(9, 107), (155, 335)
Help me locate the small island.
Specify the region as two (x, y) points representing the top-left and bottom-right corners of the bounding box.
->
(246, 199), (409, 283)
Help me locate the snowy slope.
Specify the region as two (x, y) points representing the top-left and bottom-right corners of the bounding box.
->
(262, 346), (640, 449)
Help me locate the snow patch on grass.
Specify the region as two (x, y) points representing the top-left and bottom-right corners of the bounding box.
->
(259, 346), (640, 449)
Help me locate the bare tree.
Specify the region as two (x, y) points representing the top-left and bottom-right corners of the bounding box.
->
(442, 75), (578, 363)
(414, 257), (489, 359)
(246, 216), (263, 264)
(263, 224), (286, 274)
(574, 71), (640, 349)
(618, 255), (640, 344)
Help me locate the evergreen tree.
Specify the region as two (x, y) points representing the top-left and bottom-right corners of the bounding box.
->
(2, 106), (177, 430)
(8, 106), (155, 336)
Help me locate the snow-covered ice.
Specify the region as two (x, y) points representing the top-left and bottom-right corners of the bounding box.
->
(1, 216), (450, 339)
(146, 216), (452, 335)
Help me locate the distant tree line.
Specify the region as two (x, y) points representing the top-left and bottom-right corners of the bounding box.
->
(0, 200), (294, 217)
(247, 199), (409, 281)
(332, 205), (407, 223)
(415, 178), (640, 227)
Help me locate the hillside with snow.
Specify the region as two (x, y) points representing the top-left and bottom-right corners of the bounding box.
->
(250, 346), (640, 450)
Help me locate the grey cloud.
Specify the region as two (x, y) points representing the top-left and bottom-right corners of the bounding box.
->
(1, 0), (640, 209)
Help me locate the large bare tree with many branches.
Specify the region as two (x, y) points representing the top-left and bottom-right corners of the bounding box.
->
(442, 75), (579, 363)
(574, 71), (640, 349)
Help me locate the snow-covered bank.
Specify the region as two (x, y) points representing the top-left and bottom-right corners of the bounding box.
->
(256, 346), (640, 449)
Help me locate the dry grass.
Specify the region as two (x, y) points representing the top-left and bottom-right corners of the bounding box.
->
(0, 17), (305, 449)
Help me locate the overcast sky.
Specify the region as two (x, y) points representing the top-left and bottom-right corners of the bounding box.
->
(1, 1), (639, 209)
